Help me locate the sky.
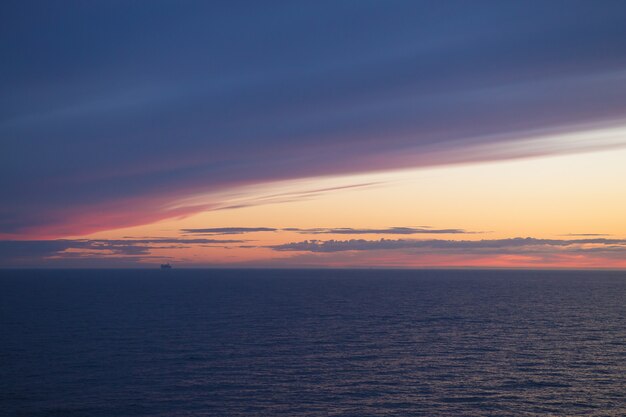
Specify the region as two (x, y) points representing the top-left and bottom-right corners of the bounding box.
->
(2, 0), (626, 268)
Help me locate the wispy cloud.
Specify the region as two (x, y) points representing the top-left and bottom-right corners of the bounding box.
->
(191, 182), (382, 212)
(562, 233), (612, 237)
(181, 227), (277, 235)
(182, 226), (471, 235)
(0, 238), (244, 267)
(284, 227), (470, 235)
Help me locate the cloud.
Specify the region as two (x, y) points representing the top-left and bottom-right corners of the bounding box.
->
(270, 237), (626, 253)
(562, 233), (612, 237)
(285, 227), (470, 235)
(182, 227), (277, 235)
(0, 238), (243, 267)
(182, 226), (471, 235)
(2, 2), (626, 237)
(207, 182), (382, 212)
(260, 237), (626, 269)
(4, 236), (626, 268)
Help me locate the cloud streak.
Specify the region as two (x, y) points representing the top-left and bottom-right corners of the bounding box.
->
(182, 226), (472, 235)
(181, 227), (278, 235)
(284, 227), (470, 235)
(562, 233), (612, 237)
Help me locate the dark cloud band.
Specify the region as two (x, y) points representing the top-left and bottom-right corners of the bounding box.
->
(182, 226), (471, 235)
(2, 1), (626, 236)
(270, 237), (626, 253)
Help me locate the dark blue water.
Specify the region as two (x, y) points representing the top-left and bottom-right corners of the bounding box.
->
(1, 269), (625, 416)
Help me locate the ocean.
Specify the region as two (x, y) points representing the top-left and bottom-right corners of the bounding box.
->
(1, 269), (625, 416)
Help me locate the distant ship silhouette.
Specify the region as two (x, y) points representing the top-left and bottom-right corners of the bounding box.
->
(160, 263), (172, 270)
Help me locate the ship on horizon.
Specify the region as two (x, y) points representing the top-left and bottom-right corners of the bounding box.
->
(160, 263), (172, 270)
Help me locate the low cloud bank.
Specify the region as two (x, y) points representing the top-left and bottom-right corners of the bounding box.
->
(183, 226), (471, 235)
(270, 237), (626, 254)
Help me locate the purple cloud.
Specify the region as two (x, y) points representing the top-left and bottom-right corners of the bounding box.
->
(2, 2), (626, 237)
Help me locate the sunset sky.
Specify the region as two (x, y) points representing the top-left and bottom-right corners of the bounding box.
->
(2, 1), (626, 268)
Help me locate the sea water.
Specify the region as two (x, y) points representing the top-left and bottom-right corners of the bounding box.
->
(1, 269), (625, 416)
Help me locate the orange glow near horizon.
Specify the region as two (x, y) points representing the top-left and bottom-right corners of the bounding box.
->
(62, 145), (626, 269)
